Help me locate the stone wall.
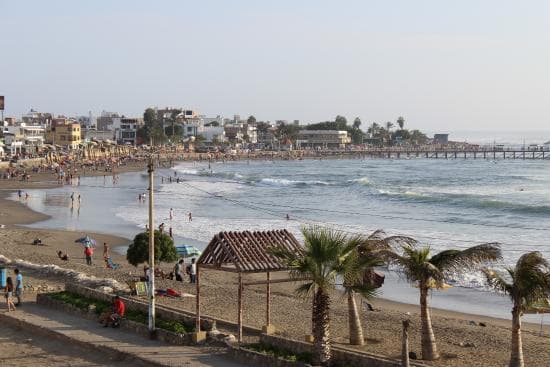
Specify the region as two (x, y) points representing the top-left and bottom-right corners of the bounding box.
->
(260, 334), (427, 367)
(227, 345), (311, 367)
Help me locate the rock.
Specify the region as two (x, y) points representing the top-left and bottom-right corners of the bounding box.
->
(459, 341), (476, 348)
(207, 329), (221, 338)
(223, 334), (237, 345)
(479, 322), (487, 327)
(468, 320), (477, 326)
(408, 351), (417, 360)
(88, 304), (96, 312)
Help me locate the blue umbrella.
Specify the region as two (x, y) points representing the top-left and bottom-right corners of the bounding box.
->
(176, 245), (201, 258)
(75, 235), (97, 247)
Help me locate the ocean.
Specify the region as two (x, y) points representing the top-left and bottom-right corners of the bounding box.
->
(16, 156), (550, 322)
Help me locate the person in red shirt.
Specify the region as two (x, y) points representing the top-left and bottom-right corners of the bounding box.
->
(84, 245), (93, 266)
(100, 296), (125, 328)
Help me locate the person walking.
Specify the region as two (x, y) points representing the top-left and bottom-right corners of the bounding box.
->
(188, 212), (192, 222)
(84, 245), (93, 265)
(190, 258), (197, 284)
(14, 269), (23, 307)
(5, 277), (16, 311)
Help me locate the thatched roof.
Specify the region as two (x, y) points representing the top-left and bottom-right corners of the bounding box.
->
(197, 230), (302, 273)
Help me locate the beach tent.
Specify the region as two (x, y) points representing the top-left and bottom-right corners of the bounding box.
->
(176, 245), (201, 258)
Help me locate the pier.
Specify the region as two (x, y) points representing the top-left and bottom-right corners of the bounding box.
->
(316, 148), (550, 160)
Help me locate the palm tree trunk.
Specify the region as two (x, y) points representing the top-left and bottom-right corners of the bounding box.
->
(347, 291), (364, 345)
(509, 305), (524, 367)
(420, 284), (439, 360)
(312, 288), (331, 366)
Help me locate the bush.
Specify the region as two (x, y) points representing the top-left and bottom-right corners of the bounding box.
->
(49, 291), (194, 333)
(126, 230), (178, 266)
(244, 342), (312, 364)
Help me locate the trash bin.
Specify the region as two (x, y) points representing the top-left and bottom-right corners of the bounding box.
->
(0, 267), (6, 288)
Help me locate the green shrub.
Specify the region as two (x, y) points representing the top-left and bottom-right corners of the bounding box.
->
(244, 342), (312, 364)
(49, 291), (194, 333)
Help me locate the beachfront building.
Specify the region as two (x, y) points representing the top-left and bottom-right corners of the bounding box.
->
(433, 134), (449, 145)
(112, 117), (142, 145)
(2, 123), (45, 148)
(21, 109), (53, 126)
(96, 111), (120, 131)
(295, 130), (351, 149)
(45, 118), (81, 149)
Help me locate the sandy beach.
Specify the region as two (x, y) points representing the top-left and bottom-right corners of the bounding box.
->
(1, 172), (549, 367)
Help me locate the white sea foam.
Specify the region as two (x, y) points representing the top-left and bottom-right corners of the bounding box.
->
(258, 178), (329, 187)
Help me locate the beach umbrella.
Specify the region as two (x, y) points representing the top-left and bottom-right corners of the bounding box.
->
(176, 245), (201, 258)
(74, 235), (97, 247)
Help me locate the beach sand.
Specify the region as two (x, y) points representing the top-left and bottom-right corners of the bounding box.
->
(0, 174), (549, 366)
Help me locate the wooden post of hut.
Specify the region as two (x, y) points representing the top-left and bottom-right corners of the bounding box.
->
(261, 271), (276, 334)
(237, 273), (243, 342)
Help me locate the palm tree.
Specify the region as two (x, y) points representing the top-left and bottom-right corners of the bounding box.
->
(367, 122), (379, 137)
(385, 121), (394, 132)
(397, 116), (405, 130)
(342, 230), (415, 345)
(269, 226), (354, 366)
(483, 252), (550, 367)
(384, 243), (501, 360)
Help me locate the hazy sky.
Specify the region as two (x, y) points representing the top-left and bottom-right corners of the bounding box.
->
(1, 0), (550, 131)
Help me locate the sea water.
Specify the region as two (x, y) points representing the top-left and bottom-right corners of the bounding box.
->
(17, 157), (550, 322)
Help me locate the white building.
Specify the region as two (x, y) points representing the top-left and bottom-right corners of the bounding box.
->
(112, 117), (141, 145)
(296, 130), (351, 149)
(2, 123), (45, 147)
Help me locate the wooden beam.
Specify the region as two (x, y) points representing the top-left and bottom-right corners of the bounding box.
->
(266, 271), (271, 326)
(237, 273), (243, 342)
(243, 277), (307, 286)
(195, 266), (201, 331)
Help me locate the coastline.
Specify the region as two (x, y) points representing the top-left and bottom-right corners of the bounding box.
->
(1, 169), (549, 366)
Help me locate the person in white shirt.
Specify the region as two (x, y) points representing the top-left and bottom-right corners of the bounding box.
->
(190, 258), (197, 283)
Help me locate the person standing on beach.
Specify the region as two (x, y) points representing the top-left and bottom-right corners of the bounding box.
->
(188, 212), (192, 222)
(18, 190), (22, 199)
(84, 245), (93, 265)
(70, 192), (74, 206)
(174, 259), (184, 282)
(190, 258), (197, 283)
(4, 277), (16, 312)
(103, 242), (110, 260)
(14, 269), (23, 307)
(169, 208), (174, 220)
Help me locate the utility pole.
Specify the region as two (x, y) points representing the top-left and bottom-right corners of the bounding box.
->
(147, 156), (156, 338)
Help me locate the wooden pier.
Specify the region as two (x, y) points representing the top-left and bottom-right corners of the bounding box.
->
(355, 149), (550, 160)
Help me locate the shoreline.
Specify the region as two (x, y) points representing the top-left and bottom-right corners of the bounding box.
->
(1, 172), (548, 330)
(1, 166), (549, 366)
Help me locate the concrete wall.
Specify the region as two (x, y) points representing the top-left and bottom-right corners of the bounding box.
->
(260, 334), (427, 367)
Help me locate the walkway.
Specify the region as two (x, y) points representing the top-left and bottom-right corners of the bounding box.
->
(0, 302), (246, 367)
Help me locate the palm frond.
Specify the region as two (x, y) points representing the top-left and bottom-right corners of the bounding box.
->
(430, 243), (502, 273)
(482, 268), (513, 295)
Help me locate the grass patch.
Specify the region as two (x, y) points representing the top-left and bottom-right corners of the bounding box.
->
(243, 342), (312, 364)
(49, 291), (194, 333)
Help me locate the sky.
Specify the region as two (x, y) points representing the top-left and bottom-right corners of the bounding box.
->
(1, 0), (550, 132)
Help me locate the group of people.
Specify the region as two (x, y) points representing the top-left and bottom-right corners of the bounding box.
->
(82, 242), (110, 266)
(173, 258), (197, 283)
(4, 268), (23, 312)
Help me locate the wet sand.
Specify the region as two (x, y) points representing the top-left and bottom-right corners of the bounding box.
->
(0, 174), (549, 366)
